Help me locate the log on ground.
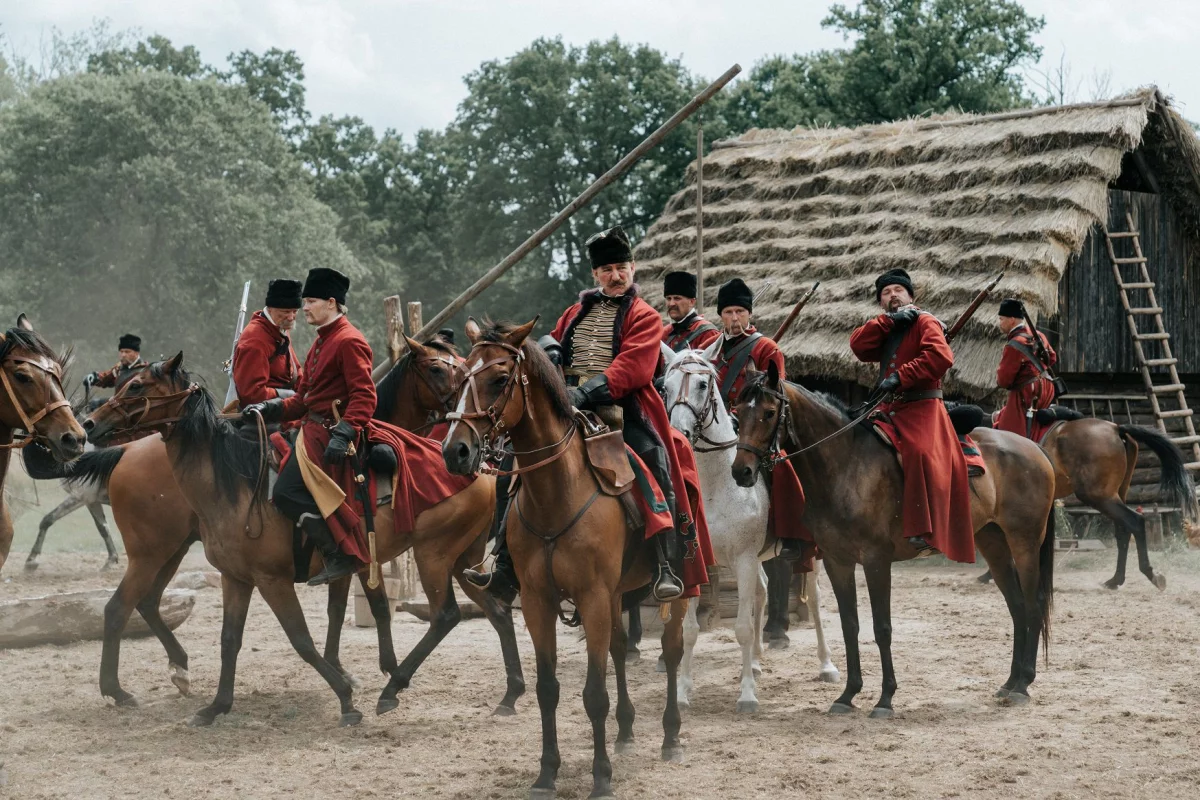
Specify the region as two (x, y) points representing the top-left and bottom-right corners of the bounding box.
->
(0, 589), (195, 648)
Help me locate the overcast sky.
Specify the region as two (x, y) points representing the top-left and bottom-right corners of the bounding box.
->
(4, 0), (1199, 137)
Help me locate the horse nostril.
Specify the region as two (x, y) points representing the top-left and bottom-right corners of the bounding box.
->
(82, 419), (95, 432)
(454, 442), (470, 463)
(61, 432), (79, 447)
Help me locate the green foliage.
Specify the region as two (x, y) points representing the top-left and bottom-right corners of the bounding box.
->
(87, 34), (208, 78)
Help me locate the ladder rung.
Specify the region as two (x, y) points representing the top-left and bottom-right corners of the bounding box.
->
(1149, 383), (1186, 393)
(1135, 333), (1171, 341)
(1119, 282), (1155, 289)
(1184, 462), (1200, 471)
(1156, 409), (1194, 419)
(1127, 307), (1164, 315)
(1144, 358), (1178, 367)
(1107, 231), (1139, 239)
(1169, 435), (1200, 446)
(1113, 256), (1148, 264)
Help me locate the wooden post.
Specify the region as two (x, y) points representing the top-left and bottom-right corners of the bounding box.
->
(391, 301), (424, 603)
(407, 302), (424, 341)
(696, 126), (705, 314)
(385, 295), (405, 363)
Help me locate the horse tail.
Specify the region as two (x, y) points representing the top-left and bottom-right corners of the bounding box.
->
(1117, 425), (1200, 524)
(1039, 502), (1056, 661)
(64, 448), (125, 490)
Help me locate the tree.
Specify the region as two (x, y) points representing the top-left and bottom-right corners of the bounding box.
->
(87, 34), (208, 78)
(225, 48), (309, 139)
(1, 19), (136, 99)
(0, 71), (357, 372)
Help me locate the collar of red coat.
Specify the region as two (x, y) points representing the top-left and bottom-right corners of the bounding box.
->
(316, 314), (350, 338)
(252, 310), (288, 339)
(578, 283), (640, 304)
(1006, 321), (1030, 340)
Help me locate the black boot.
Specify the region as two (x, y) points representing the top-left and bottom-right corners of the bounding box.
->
(463, 480), (521, 604)
(776, 538), (805, 561)
(302, 515), (359, 586)
(652, 531), (684, 602)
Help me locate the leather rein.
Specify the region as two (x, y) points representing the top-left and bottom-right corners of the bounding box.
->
(0, 353), (73, 450)
(663, 357), (737, 453)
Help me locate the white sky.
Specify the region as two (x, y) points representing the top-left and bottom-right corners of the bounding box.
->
(4, 0), (1199, 137)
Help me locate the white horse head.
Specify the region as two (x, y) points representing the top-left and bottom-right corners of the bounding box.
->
(661, 346), (734, 446)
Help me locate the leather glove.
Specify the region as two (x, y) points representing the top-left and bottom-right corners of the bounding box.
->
(569, 374), (613, 411)
(83, 372), (98, 387)
(537, 334), (564, 367)
(324, 420), (357, 466)
(879, 373), (902, 394)
(569, 387), (587, 409)
(886, 308), (919, 327)
(242, 397), (285, 424)
(653, 375), (666, 394)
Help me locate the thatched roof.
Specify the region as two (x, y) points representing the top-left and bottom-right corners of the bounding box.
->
(635, 88), (1200, 397)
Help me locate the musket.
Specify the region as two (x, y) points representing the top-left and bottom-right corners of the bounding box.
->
(771, 281), (820, 342)
(223, 281), (252, 408)
(1020, 302), (1068, 398)
(944, 272), (1004, 344)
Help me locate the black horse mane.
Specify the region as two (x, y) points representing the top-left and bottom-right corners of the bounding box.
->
(736, 371), (849, 422)
(0, 327), (73, 374)
(373, 337), (459, 422)
(479, 320), (573, 422)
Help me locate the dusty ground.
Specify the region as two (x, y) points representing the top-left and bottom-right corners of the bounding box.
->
(3, 523), (1200, 799)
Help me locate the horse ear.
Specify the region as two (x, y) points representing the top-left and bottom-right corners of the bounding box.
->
(465, 317), (482, 345)
(165, 351), (184, 375)
(505, 317), (540, 348)
(16, 314), (33, 331)
(766, 359), (780, 387)
(403, 334), (425, 356)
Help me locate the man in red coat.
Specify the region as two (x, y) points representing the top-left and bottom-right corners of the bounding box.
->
(661, 271), (719, 352)
(993, 298), (1058, 441)
(710, 278), (808, 562)
(850, 268), (974, 561)
(84, 334), (148, 391)
(231, 279), (303, 408)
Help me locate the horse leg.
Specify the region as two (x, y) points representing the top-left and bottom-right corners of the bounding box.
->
(807, 563), (840, 683)
(624, 591), (643, 663)
(455, 572), (527, 715)
(975, 529), (1026, 698)
(608, 594), (636, 756)
(677, 597), (699, 711)
(733, 553), (762, 713)
(99, 556), (168, 707)
(321, 575), (368, 690)
(751, 563), (767, 672)
(254, 576), (361, 726)
(377, 554), (462, 716)
(660, 597), (687, 764)
(524, 592), (561, 799)
(1008, 539), (1045, 703)
(824, 558), (862, 714)
(134, 538), (194, 696)
(1091, 494), (1132, 590)
(862, 555), (897, 719)
(87, 502), (120, 569)
(24, 495), (84, 571)
(1093, 496), (1164, 591)
(190, 576), (254, 726)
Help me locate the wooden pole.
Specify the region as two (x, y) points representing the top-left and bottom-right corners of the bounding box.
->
(371, 295), (408, 382)
(396, 300), (424, 601)
(410, 63), (742, 342)
(696, 126), (705, 314)
(406, 302), (424, 339)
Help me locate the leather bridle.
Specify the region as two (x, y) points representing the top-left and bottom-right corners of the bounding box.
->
(734, 381), (793, 471)
(663, 356), (737, 453)
(0, 352), (72, 450)
(94, 382), (203, 441)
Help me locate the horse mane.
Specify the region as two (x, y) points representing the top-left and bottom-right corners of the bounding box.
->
(0, 327), (73, 375)
(373, 337), (459, 422)
(736, 371), (849, 422)
(479, 320), (573, 422)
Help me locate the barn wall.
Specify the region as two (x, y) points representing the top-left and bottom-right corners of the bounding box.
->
(1056, 189), (1200, 375)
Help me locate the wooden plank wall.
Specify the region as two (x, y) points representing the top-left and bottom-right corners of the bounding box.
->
(1055, 189), (1200, 376)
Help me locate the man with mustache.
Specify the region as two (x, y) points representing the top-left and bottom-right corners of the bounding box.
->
(231, 279), (303, 409)
(660, 270), (719, 352)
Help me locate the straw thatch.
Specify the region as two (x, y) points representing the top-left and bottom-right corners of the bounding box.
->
(635, 88), (1200, 397)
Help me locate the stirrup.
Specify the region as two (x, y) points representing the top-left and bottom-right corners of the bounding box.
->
(306, 555), (358, 586)
(775, 539), (804, 561)
(652, 564), (684, 602)
(463, 567), (494, 589)
(906, 536), (939, 559)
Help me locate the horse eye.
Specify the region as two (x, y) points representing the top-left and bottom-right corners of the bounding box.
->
(698, 380), (708, 390)
(430, 366), (445, 376)
(14, 371), (32, 384)
(764, 410), (776, 420)
(127, 383), (143, 393)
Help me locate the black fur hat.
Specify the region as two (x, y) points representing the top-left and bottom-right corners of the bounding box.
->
(265, 279), (303, 309)
(716, 278), (754, 313)
(998, 298), (1024, 318)
(663, 271), (697, 299)
(586, 226), (634, 269)
(301, 268), (350, 305)
(118, 333), (141, 352)
(874, 268), (914, 301)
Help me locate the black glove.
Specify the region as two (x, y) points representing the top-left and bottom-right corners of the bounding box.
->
(569, 374), (614, 411)
(879, 373), (902, 394)
(653, 375), (666, 394)
(242, 397), (285, 424)
(537, 334), (564, 367)
(886, 308), (919, 328)
(83, 372), (98, 387)
(324, 420), (357, 466)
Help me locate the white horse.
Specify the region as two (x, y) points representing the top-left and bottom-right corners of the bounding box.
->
(661, 344), (838, 712)
(23, 437), (119, 571)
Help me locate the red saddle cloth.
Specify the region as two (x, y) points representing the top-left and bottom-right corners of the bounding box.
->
(868, 420), (986, 476)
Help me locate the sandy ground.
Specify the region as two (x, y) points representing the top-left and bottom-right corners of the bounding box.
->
(2, 542), (1200, 800)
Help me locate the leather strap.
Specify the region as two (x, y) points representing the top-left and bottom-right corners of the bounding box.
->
(717, 332), (763, 402)
(893, 389), (944, 403)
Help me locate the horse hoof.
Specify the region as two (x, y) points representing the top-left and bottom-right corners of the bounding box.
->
(995, 687), (1011, 699)
(492, 704), (517, 717)
(736, 699), (759, 714)
(869, 706), (894, 720)
(752, 664), (763, 679)
(340, 710), (363, 727)
(115, 694), (140, 709)
(625, 648), (642, 665)
(819, 669), (841, 684)
(1153, 573), (1167, 591)
(768, 636), (791, 651)
(101, 559), (119, 572)
(188, 712), (215, 728)
(169, 664), (191, 697)
(1102, 579), (1120, 591)
(376, 696), (399, 716)
(678, 698), (691, 712)
(655, 656), (667, 674)
(828, 702), (856, 716)
(1004, 691), (1031, 707)
(661, 744), (685, 764)
(614, 739), (636, 755)
(529, 787), (557, 800)
(23, 560), (38, 572)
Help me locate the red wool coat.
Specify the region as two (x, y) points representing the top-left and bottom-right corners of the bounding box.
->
(233, 311), (301, 407)
(661, 313), (720, 352)
(553, 287), (714, 591)
(850, 311), (974, 563)
(712, 328), (784, 405)
(280, 315), (472, 559)
(995, 323), (1058, 441)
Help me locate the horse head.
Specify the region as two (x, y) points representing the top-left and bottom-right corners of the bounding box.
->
(730, 359), (786, 488)
(0, 315), (86, 461)
(661, 347), (733, 451)
(83, 351), (193, 444)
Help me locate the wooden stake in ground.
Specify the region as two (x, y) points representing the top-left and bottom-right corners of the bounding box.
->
(696, 126), (705, 314)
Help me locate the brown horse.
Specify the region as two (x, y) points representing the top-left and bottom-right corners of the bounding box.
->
(0, 316), (87, 574)
(442, 320), (689, 800)
(81, 352), (500, 725)
(733, 363), (1056, 715)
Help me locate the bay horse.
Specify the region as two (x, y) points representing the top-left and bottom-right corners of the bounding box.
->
(0, 316), (87, 575)
(660, 345), (838, 712)
(81, 352), (500, 726)
(734, 362), (1056, 715)
(442, 319), (690, 800)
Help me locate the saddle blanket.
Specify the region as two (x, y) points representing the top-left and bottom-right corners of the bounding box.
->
(869, 420), (987, 476)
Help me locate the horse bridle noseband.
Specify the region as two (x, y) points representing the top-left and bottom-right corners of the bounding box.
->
(96, 382), (204, 440)
(0, 353), (72, 450)
(664, 357), (737, 453)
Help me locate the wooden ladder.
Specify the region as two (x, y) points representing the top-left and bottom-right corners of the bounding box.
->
(1104, 211), (1200, 471)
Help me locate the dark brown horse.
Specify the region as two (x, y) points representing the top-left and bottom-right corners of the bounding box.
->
(733, 363), (1056, 715)
(0, 317), (87, 575)
(442, 320), (689, 800)
(81, 353), (501, 725)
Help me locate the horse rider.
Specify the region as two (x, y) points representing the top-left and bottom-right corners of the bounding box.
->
(242, 267), (377, 586)
(993, 298), (1058, 441)
(466, 226), (700, 602)
(661, 270), (719, 352)
(232, 279), (303, 409)
(709, 277), (807, 562)
(849, 268), (973, 558)
(84, 333), (148, 391)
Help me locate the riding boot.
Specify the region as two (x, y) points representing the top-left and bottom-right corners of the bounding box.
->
(463, 468), (521, 604)
(650, 492), (685, 602)
(776, 538), (805, 561)
(302, 515), (359, 586)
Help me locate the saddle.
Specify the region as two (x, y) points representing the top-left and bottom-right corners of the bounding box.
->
(575, 410), (644, 532)
(867, 402), (987, 478)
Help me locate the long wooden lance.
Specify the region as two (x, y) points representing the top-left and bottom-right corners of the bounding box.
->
(771, 281), (820, 342)
(944, 272), (1005, 344)
(402, 63), (743, 351)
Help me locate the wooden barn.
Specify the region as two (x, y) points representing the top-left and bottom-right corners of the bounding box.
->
(636, 88), (1200, 520)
